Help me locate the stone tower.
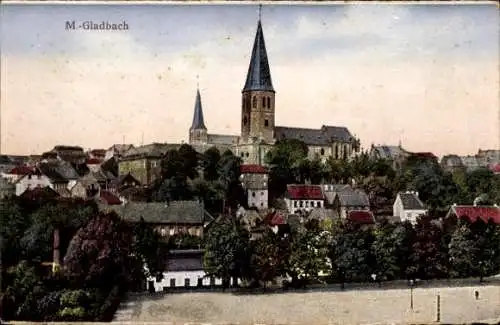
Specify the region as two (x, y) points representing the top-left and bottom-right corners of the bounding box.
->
(241, 19), (275, 144)
(189, 88), (208, 144)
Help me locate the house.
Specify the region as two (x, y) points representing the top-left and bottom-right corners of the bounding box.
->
(1, 165), (34, 183)
(284, 184), (325, 214)
(118, 143), (180, 185)
(0, 177), (15, 199)
(103, 200), (214, 238)
(42, 145), (88, 165)
(19, 186), (60, 202)
(322, 184), (352, 206)
(331, 188), (370, 220)
(67, 179), (88, 198)
(109, 172), (141, 193)
(86, 158), (102, 173)
(14, 168), (53, 196)
(87, 148), (106, 161)
(347, 210), (375, 226)
(146, 249), (229, 292)
(104, 144), (135, 161)
(488, 163), (500, 175)
(97, 190), (122, 205)
(445, 204), (500, 225)
(37, 161), (80, 196)
(0, 155), (16, 174)
(239, 164), (268, 210)
(369, 144), (409, 170)
(393, 191), (428, 225)
(441, 155), (465, 173)
(236, 206), (263, 232)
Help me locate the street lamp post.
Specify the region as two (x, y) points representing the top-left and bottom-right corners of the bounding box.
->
(409, 279), (415, 310)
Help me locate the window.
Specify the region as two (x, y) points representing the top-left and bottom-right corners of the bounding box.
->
(246, 152), (249, 157)
(252, 96), (257, 108)
(317, 201), (321, 207)
(261, 191), (264, 196)
(320, 148), (325, 155)
(305, 201), (309, 208)
(264, 119), (269, 127)
(260, 202), (264, 207)
(262, 97), (266, 108)
(294, 201), (298, 208)
(170, 278), (176, 287)
(335, 146), (339, 159)
(267, 97), (271, 108)
(184, 278), (190, 287)
(243, 116), (248, 126)
(299, 201), (303, 208)
(252, 191), (256, 197)
(241, 152), (244, 157)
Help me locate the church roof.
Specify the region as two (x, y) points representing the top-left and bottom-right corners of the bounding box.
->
(190, 88), (207, 130)
(274, 125), (355, 145)
(243, 20), (274, 93)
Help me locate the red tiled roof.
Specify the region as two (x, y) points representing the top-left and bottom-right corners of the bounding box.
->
(100, 190), (122, 205)
(488, 164), (500, 174)
(20, 186), (60, 200)
(263, 211), (286, 226)
(348, 210), (375, 224)
(451, 205), (500, 224)
(86, 158), (102, 165)
(286, 184), (325, 200)
(8, 165), (33, 175)
(240, 164), (268, 174)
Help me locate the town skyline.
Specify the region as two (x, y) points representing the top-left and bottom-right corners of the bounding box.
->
(1, 3), (499, 156)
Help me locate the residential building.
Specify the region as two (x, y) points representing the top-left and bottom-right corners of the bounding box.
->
(369, 144), (409, 170)
(103, 200), (215, 238)
(445, 204), (500, 225)
(1, 165), (34, 183)
(109, 173), (141, 194)
(284, 184), (325, 214)
(441, 154), (465, 173)
(239, 164), (269, 210)
(331, 187), (371, 220)
(0, 177), (15, 199)
(393, 191), (428, 225)
(14, 168), (53, 196)
(146, 249), (226, 292)
(105, 144), (135, 161)
(42, 145), (87, 165)
(118, 143), (180, 186)
(347, 210), (375, 226)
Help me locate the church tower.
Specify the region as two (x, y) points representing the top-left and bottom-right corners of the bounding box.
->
(189, 87), (208, 145)
(241, 14), (275, 144)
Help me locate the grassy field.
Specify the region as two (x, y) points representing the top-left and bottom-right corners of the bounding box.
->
(115, 282), (500, 324)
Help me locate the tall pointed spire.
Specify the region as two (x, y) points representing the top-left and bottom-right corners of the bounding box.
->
(243, 9), (274, 93)
(190, 86), (206, 130)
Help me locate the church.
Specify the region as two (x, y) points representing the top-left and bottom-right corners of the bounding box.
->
(188, 17), (360, 165)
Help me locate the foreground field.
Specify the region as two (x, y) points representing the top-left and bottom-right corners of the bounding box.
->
(115, 282), (500, 324)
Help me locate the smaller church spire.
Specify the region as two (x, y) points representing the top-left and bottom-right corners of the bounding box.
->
(190, 86), (206, 130)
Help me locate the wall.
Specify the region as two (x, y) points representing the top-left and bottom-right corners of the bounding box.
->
(15, 174), (53, 195)
(285, 198), (324, 214)
(118, 158), (161, 185)
(247, 189), (268, 209)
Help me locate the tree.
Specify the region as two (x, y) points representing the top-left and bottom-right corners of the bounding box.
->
(330, 223), (375, 283)
(266, 139), (308, 198)
(202, 147), (221, 181)
(0, 198), (31, 269)
(249, 228), (289, 288)
(407, 216), (449, 279)
(448, 222), (479, 278)
(286, 220), (330, 287)
(178, 144), (200, 180)
(133, 218), (164, 280)
(372, 221), (402, 281)
(218, 151), (245, 210)
(63, 211), (142, 289)
(203, 217), (250, 288)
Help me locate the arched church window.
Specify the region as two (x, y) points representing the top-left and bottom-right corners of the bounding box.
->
(335, 145), (339, 159)
(264, 119), (269, 127)
(267, 97), (271, 108)
(262, 97), (266, 108)
(243, 116), (248, 126)
(343, 145), (348, 160)
(252, 96), (257, 108)
(320, 148), (325, 155)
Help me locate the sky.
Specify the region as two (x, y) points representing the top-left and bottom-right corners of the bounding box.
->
(1, 2), (499, 157)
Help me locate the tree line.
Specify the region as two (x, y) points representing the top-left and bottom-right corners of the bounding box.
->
(204, 213), (500, 289)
